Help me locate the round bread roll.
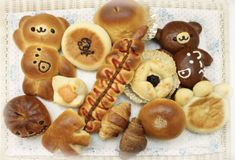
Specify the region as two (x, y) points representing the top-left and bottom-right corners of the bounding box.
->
(4, 95), (51, 138)
(94, 0), (149, 42)
(139, 98), (186, 139)
(62, 23), (111, 71)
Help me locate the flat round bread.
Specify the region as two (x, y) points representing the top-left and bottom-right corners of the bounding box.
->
(62, 23), (112, 71)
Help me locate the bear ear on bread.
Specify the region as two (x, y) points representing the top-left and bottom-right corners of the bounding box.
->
(154, 28), (162, 42)
(189, 22), (202, 34)
(58, 17), (70, 30)
(19, 16), (31, 28)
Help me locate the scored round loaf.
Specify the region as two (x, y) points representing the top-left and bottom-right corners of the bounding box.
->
(4, 95), (51, 138)
(62, 23), (112, 71)
(139, 98), (186, 139)
(94, 0), (149, 42)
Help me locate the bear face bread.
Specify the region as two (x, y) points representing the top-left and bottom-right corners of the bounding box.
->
(174, 48), (213, 88)
(154, 21), (202, 53)
(79, 26), (148, 133)
(42, 109), (90, 155)
(94, 0), (149, 42)
(14, 13), (69, 51)
(99, 103), (131, 140)
(21, 45), (76, 101)
(52, 76), (88, 108)
(175, 81), (229, 134)
(154, 21), (213, 88)
(4, 95), (51, 138)
(125, 50), (180, 103)
(139, 98), (186, 139)
(61, 23), (112, 71)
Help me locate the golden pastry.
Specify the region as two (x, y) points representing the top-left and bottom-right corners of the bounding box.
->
(62, 23), (112, 71)
(99, 103), (131, 140)
(14, 13), (69, 51)
(21, 45), (76, 101)
(125, 50), (180, 103)
(41, 109), (90, 155)
(52, 76), (88, 107)
(94, 0), (149, 42)
(175, 80), (229, 134)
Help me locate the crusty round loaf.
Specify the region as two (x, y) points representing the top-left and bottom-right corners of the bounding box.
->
(62, 23), (111, 71)
(139, 98), (186, 139)
(94, 0), (149, 42)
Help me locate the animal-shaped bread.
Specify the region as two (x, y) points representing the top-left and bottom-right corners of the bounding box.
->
(42, 109), (90, 155)
(99, 103), (131, 140)
(174, 48), (213, 88)
(154, 21), (202, 53)
(52, 76), (88, 107)
(79, 26), (148, 133)
(125, 50), (180, 103)
(14, 13), (69, 51)
(119, 118), (147, 153)
(154, 21), (213, 88)
(175, 81), (229, 134)
(22, 45), (76, 101)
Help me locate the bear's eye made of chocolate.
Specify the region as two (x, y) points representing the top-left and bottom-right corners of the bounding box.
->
(77, 38), (94, 56)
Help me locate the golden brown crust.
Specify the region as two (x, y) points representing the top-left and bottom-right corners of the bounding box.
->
(21, 45), (76, 101)
(4, 95), (51, 138)
(94, 0), (149, 42)
(42, 109), (90, 155)
(99, 103), (131, 140)
(23, 77), (54, 101)
(79, 37), (145, 133)
(139, 98), (186, 139)
(13, 13), (69, 52)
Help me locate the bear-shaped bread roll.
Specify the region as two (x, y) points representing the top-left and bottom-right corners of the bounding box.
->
(42, 109), (90, 155)
(154, 21), (213, 88)
(14, 13), (69, 51)
(52, 76), (88, 107)
(79, 26), (148, 133)
(175, 81), (229, 134)
(22, 45), (76, 101)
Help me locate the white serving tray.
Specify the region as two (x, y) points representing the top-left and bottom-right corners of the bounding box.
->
(0, 0), (230, 160)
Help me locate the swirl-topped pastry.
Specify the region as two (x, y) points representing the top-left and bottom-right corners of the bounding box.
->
(79, 26), (148, 133)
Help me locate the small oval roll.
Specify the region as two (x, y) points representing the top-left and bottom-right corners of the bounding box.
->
(139, 98), (185, 139)
(62, 23), (111, 71)
(94, 0), (149, 42)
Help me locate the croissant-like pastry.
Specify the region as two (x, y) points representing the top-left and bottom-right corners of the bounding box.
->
(79, 26), (148, 133)
(119, 118), (147, 153)
(99, 102), (131, 140)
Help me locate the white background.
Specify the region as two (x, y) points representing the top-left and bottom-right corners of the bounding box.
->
(230, 0), (235, 159)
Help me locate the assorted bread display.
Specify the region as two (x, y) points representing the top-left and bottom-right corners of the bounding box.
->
(3, 0), (230, 156)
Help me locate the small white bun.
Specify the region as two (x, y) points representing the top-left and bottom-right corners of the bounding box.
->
(193, 81), (213, 97)
(214, 83), (230, 98)
(175, 88), (194, 106)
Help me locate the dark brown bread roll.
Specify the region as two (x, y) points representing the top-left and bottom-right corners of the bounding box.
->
(4, 95), (51, 138)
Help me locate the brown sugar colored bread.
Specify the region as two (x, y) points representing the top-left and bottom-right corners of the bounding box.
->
(79, 26), (148, 133)
(14, 13), (69, 52)
(94, 0), (149, 42)
(4, 95), (51, 138)
(139, 98), (186, 139)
